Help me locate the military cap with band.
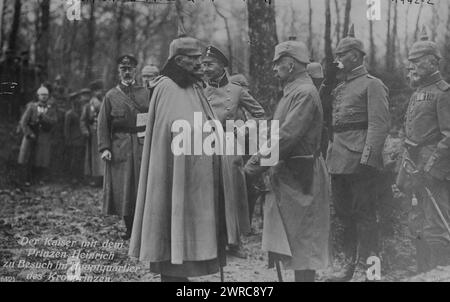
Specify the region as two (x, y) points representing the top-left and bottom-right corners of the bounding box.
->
(335, 24), (366, 55)
(204, 45), (229, 67)
(408, 26), (441, 60)
(273, 40), (310, 64)
(117, 54), (138, 67)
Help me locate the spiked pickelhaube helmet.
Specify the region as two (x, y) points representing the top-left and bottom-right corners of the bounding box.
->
(335, 24), (366, 55)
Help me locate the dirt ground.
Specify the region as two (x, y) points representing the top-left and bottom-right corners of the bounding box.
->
(1, 182), (449, 283)
(1, 119), (450, 283)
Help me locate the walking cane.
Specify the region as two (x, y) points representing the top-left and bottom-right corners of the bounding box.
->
(275, 261), (283, 282)
(219, 266), (224, 282)
(403, 158), (450, 238)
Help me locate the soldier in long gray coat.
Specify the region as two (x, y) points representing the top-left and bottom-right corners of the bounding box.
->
(81, 80), (104, 186)
(18, 86), (57, 185)
(245, 40), (330, 282)
(97, 55), (150, 240)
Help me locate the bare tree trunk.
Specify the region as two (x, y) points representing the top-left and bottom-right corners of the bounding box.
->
(404, 5), (410, 57)
(130, 5), (137, 55)
(214, 2), (233, 73)
(414, 3), (424, 41)
(334, 0), (341, 47)
(430, 2), (440, 41)
(108, 2), (124, 87)
(369, 20), (375, 71)
(37, 0), (50, 81)
(325, 0), (333, 67)
(443, 2), (450, 81)
(0, 0), (4, 52)
(62, 17), (79, 86)
(308, 0), (313, 57)
(84, 1), (96, 85)
(247, 0), (278, 113)
(342, 0), (351, 38)
(8, 0), (22, 53)
(392, 2), (398, 71)
(386, 0), (392, 71)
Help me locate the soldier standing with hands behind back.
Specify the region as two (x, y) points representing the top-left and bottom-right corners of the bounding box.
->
(98, 55), (150, 240)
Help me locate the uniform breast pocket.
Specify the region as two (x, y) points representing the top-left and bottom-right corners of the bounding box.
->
(111, 109), (127, 128)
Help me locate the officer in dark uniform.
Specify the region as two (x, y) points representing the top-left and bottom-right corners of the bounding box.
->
(202, 46), (265, 257)
(98, 54), (150, 240)
(397, 27), (450, 273)
(324, 25), (390, 281)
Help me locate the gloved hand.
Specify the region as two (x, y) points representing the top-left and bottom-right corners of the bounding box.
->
(244, 153), (269, 177)
(101, 150), (112, 161)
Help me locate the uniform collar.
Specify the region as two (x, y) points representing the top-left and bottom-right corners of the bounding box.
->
(208, 71), (229, 88)
(37, 101), (48, 108)
(344, 65), (367, 82)
(418, 71), (442, 88)
(120, 80), (135, 87)
(283, 71), (312, 96)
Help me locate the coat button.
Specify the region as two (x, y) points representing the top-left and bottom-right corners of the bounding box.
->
(226, 108), (230, 111)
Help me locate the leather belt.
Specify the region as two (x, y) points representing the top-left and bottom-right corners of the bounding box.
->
(332, 121), (368, 133)
(113, 126), (145, 134)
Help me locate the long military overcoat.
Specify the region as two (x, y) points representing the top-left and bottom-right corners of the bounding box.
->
(97, 84), (150, 217)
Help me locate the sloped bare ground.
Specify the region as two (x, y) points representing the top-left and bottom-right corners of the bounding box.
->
(1, 118), (449, 282)
(1, 182), (449, 283)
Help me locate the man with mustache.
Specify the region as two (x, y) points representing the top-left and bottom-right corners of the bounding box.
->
(325, 25), (390, 281)
(129, 34), (239, 282)
(397, 27), (450, 273)
(245, 40), (330, 282)
(202, 46), (265, 257)
(97, 55), (150, 240)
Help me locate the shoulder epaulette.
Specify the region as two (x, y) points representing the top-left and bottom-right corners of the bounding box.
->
(436, 80), (450, 91)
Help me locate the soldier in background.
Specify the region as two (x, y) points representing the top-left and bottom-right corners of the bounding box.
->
(325, 25), (390, 281)
(397, 27), (450, 273)
(98, 55), (150, 240)
(307, 62), (329, 158)
(64, 91), (85, 184)
(81, 80), (104, 186)
(307, 62), (324, 90)
(18, 86), (57, 186)
(229, 73), (268, 231)
(48, 77), (69, 179)
(141, 65), (160, 89)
